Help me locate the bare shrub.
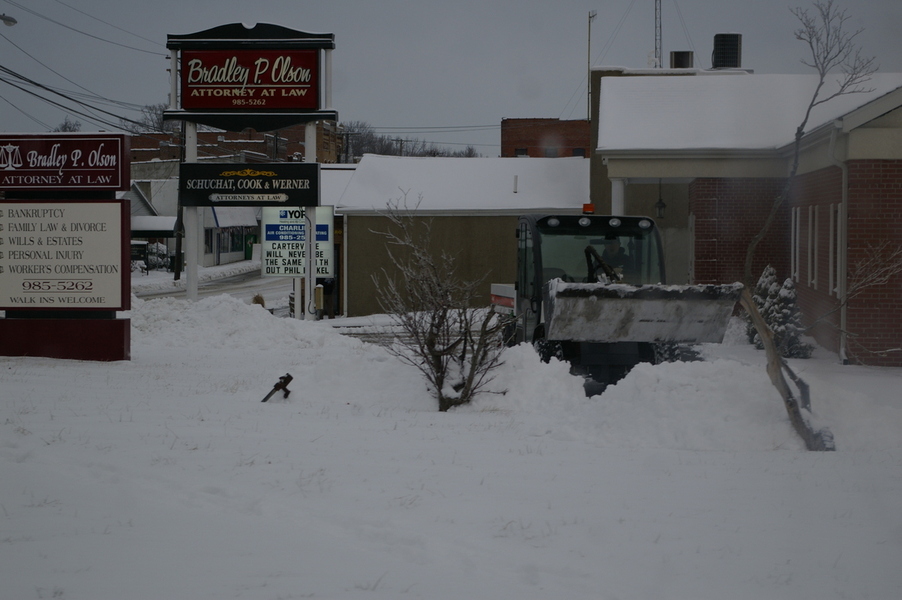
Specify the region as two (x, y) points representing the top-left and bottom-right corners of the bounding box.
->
(371, 194), (514, 411)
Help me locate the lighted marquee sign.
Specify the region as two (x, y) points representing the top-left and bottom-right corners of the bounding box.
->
(0, 200), (130, 311)
(179, 163), (319, 207)
(261, 206), (333, 278)
(0, 134), (130, 191)
(181, 49), (319, 111)
(165, 24), (336, 131)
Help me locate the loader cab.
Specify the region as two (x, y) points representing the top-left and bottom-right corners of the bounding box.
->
(516, 215), (666, 343)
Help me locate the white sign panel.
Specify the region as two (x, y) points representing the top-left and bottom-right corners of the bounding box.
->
(261, 206), (333, 277)
(0, 202), (124, 308)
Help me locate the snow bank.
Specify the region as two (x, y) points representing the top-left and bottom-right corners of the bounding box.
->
(2, 297), (901, 599)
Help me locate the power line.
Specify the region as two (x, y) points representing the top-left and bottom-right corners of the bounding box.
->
(50, 0), (164, 49)
(671, 0), (696, 54)
(0, 30), (135, 106)
(1, 75), (126, 130)
(1, 0), (166, 56)
(0, 64), (148, 130)
(0, 91), (52, 129)
(371, 125), (499, 133)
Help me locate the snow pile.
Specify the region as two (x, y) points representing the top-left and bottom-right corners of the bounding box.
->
(2, 294), (901, 599)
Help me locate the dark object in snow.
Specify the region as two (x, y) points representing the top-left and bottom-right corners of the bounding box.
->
(261, 374), (293, 403)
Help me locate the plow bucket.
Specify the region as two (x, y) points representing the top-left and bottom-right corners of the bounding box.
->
(544, 280), (743, 344)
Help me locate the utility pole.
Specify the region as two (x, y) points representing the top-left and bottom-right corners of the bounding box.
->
(588, 10), (597, 120)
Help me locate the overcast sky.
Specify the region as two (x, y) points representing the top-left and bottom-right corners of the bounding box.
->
(1, 0), (900, 155)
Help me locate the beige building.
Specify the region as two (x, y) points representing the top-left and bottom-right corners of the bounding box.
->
(326, 155), (589, 317)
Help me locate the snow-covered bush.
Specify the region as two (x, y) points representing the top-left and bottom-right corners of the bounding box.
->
(746, 265), (813, 359)
(746, 265), (778, 344)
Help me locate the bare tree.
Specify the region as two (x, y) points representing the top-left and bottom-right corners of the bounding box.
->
(51, 116), (81, 132)
(741, 0), (877, 451)
(119, 102), (180, 134)
(371, 194), (513, 412)
(339, 120), (481, 160)
(744, 0), (877, 285)
(804, 241), (902, 333)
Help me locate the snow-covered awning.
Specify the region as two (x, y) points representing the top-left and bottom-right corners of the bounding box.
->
(211, 206), (258, 228)
(131, 216), (177, 238)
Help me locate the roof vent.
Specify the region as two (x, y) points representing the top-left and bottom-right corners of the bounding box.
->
(670, 51), (694, 69)
(712, 33), (742, 69)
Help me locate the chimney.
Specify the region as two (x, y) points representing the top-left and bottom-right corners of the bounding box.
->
(670, 51), (694, 69)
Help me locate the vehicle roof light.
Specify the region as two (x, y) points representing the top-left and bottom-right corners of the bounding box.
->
(547, 218), (560, 227)
(638, 219), (652, 229)
(608, 218), (621, 227)
(578, 217), (592, 227)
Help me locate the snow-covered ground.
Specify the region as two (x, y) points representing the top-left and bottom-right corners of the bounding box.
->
(2, 266), (901, 599)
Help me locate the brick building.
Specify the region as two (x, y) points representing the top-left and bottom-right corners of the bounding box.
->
(129, 121), (344, 164)
(592, 69), (902, 366)
(500, 118), (590, 158)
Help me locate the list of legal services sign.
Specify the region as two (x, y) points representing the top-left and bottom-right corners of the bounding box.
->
(0, 203), (123, 308)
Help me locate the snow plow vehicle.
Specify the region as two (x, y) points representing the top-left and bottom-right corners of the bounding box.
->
(493, 214), (742, 392)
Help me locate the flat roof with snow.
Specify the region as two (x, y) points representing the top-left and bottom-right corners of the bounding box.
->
(597, 73), (902, 153)
(333, 154), (589, 214)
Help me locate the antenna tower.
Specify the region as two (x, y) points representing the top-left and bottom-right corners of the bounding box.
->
(654, 0), (662, 67)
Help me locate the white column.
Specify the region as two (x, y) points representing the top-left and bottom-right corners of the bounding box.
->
(184, 121), (199, 301)
(301, 122), (318, 320)
(323, 49), (333, 110)
(611, 178), (625, 215)
(169, 50), (179, 110)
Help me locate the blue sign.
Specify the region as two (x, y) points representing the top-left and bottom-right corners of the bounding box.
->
(264, 223), (329, 242)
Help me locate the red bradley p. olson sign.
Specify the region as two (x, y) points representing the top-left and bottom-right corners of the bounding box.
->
(0, 134), (129, 191)
(181, 49), (320, 111)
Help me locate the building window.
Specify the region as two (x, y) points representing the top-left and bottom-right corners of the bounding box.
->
(543, 147), (558, 158)
(830, 203), (843, 298)
(230, 228), (244, 253)
(572, 148), (586, 157)
(829, 203), (836, 295)
(808, 205), (818, 289)
(515, 148), (528, 157)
